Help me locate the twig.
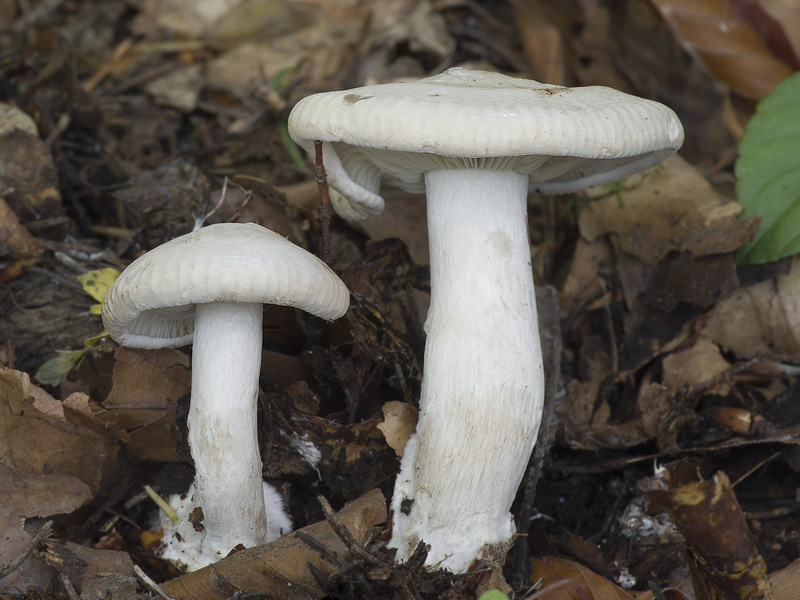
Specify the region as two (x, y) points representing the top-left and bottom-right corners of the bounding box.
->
(295, 530), (346, 571)
(133, 564), (176, 600)
(647, 580), (669, 600)
(82, 37), (134, 92)
(44, 113), (71, 148)
(313, 140), (333, 264)
(144, 485), (179, 525)
(59, 573), (80, 600)
(107, 61), (183, 95)
(0, 520), (53, 579)
(317, 496), (393, 569)
(193, 180), (229, 231)
(524, 579), (591, 600)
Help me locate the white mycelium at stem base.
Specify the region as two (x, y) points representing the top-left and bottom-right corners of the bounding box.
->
(189, 302), (266, 555)
(389, 169), (544, 571)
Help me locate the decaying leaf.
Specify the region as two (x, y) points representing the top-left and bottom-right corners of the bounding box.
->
(732, 0), (800, 69)
(201, 0), (317, 49)
(162, 488), (387, 600)
(77, 267), (120, 312)
(649, 0), (794, 101)
(41, 541), (147, 600)
(641, 460), (773, 599)
(768, 556), (800, 600)
(377, 400), (418, 457)
(0, 365), (118, 494)
(99, 347), (190, 461)
(0, 102), (38, 136)
(0, 464), (92, 595)
(0, 130), (64, 224)
(529, 555), (691, 599)
(510, 0), (565, 84)
(111, 160), (209, 249)
(0, 197), (44, 259)
(703, 255), (800, 358)
(661, 336), (731, 394)
(579, 154), (758, 266)
(267, 382), (399, 502)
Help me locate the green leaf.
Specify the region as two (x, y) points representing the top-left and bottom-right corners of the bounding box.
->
(35, 350), (87, 386)
(736, 72), (800, 265)
(34, 269), (117, 385)
(477, 591), (509, 600)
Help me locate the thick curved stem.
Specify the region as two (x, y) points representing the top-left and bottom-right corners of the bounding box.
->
(189, 302), (267, 560)
(389, 169), (545, 572)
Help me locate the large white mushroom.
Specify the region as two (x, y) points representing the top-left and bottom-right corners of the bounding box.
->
(101, 222), (349, 570)
(288, 67), (684, 572)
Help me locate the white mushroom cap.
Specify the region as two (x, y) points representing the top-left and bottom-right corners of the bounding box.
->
(102, 222), (350, 348)
(288, 67), (684, 221)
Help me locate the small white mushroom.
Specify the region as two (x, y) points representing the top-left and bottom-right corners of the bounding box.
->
(101, 222), (349, 570)
(288, 67), (684, 572)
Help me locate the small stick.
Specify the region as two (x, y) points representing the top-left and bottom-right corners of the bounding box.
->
(144, 485), (179, 525)
(0, 520), (52, 579)
(59, 573), (80, 600)
(313, 140), (333, 264)
(317, 496), (393, 569)
(134, 564), (177, 600)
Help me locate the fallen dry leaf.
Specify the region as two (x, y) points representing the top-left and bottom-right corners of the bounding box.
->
(163, 488), (387, 600)
(579, 154), (758, 266)
(261, 348), (314, 390)
(530, 555), (690, 599)
(111, 160), (210, 250)
(0, 130), (64, 224)
(702, 255), (800, 358)
(137, 0), (244, 38)
(0, 197), (44, 259)
(649, 0), (794, 101)
(267, 382), (399, 500)
(201, 0), (317, 49)
(41, 541), (146, 600)
(355, 189), (429, 266)
(641, 460), (772, 599)
(367, 0), (455, 79)
(769, 556), (800, 600)
(510, 0), (565, 84)
(204, 0), (380, 98)
(0, 103), (37, 136)
(143, 63), (204, 112)
(377, 400), (418, 457)
(732, 0), (800, 69)
(661, 336), (731, 394)
(0, 464), (92, 595)
(559, 236), (615, 314)
(0, 366), (118, 494)
(100, 347), (190, 461)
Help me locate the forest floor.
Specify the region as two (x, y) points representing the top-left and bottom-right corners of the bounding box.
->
(2, 1), (800, 599)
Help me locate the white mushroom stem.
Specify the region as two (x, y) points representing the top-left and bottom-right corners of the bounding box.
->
(188, 301), (267, 558)
(389, 169), (545, 572)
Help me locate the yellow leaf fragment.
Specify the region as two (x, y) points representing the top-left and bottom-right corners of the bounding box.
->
(77, 267), (120, 304)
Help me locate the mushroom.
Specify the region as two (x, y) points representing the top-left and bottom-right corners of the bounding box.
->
(288, 68), (684, 572)
(101, 222), (349, 570)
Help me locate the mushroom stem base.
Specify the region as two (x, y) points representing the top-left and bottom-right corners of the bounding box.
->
(188, 301), (268, 564)
(389, 168), (545, 572)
